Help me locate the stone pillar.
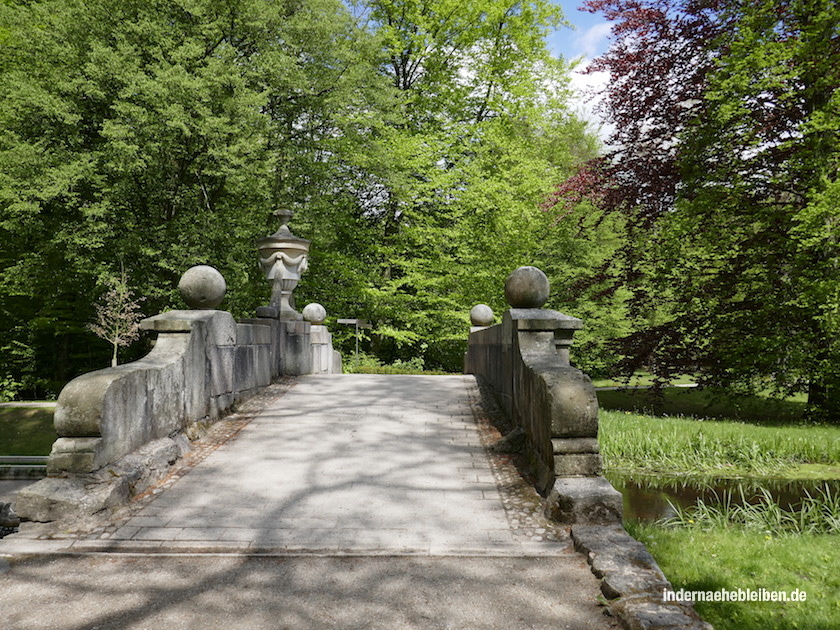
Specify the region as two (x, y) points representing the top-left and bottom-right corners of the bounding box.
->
(466, 265), (623, 524)
(303, 303), (342, 374)
(503, 266), (603, 479)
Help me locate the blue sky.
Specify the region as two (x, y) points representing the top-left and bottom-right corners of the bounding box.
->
(547, 1), (613, 62)
(545, 1), (614, 136)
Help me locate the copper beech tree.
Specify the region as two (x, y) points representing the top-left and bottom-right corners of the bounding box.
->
(548, 0), (840, 419)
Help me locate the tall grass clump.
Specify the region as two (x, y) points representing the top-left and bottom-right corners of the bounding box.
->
(662, 485), (840, 535)
(599, 409), (840, 475)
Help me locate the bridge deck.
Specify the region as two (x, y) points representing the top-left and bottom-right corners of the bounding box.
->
(84, 374), (569, 555)
(1, 375), (622, 630)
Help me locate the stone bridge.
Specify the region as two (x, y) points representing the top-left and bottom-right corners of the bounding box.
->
(1, 216), (710, 630)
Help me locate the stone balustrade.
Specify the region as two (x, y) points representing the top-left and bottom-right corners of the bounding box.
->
(14, 263), (340, 524)
(465, 266), (622, 524)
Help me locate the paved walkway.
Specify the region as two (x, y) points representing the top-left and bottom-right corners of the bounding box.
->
(88, 375), (566, 555)
(1, 375), (618, 629)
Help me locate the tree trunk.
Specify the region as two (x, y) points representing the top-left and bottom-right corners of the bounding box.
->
(807, 380), (840, 423)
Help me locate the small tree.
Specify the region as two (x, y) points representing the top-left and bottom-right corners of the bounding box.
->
(88, 271), (145, 368)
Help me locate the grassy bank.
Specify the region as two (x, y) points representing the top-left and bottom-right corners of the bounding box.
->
(597, 386), (806, 424)
(627, 523), (840, 630)
(0, 407), (56, 455)
(599, 388), (840, 629)
(599, 408), (840, 478)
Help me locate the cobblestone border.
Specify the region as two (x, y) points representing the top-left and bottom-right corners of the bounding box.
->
(465, 378), (571, 546)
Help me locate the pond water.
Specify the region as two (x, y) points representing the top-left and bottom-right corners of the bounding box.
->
(605, 471), (840, 522)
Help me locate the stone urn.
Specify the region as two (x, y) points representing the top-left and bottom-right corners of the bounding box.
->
(257, 209), (310, 320)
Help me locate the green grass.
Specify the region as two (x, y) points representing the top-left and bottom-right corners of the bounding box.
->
(600, 408), (840, 477)
(0, 407), (56, 455)
(597, 386), (807, 424)
(663, 486), (840, 535)
(591, 371), (698, 389)
(627, 522), (840, 630)
(605, 395), (840, 629)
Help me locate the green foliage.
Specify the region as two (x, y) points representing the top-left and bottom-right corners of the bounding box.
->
(564, 0), (840, 418)
(342, 351), (449, 374)
(0, 0), (386, 393)
(0, 0), (607, 391)
(298, 0), (608, 372)
(660, 1), (840, 416)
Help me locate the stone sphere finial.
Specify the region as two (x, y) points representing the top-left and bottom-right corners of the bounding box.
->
(470, 304), (495, 327)
(302, 303), (327, 325)
(504, 266), (550, 308)
(178, 265), (226, 310)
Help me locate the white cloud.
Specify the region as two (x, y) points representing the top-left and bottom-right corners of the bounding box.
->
(573, 22), (612, 60)
(569, 61), (614, 145)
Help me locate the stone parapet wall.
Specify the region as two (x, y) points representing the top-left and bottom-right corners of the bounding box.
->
(466, 308), (601, 494)
(466, 308), (623, 524)
(310, 325), (343, 374)
(47, 310), (286, 475)
(465, 266), (622, 525)
(14, 307), (339, 524)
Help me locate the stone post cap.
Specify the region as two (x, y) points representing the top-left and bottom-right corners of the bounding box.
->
(303, 303), (327, 325)
(140, 310), (237, 346)
(469, 304), (495, 327)
(178, 265), (226, 310)
(505, 266), (549, 308)
(507, 308), (583, 331)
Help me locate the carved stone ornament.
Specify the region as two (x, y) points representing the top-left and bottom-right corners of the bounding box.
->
(256, 209), (311, 320)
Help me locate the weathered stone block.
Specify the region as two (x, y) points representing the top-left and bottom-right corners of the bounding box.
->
(253, 323), (272, 345)
(13, 476), (130, 523)
(545, 476), (623, 524)
(47, 437), (102, 474)
(600, 568), (671, 600)
(553, 453), (603, 476)
(280, 320), (311, 375)
(236, 323), (255, 346)
(255, 305), (278, 319)
(254, 345), (272, 386)
(552, 437), (600, 454)
(508, 307), (582, 332)
(610, 598), (713, 630)
(310, 325), (330, 345)
(541, 369), (599, 438)
(234, 345), (257, 392)
(209, 346), (235, 397)
(141, 310), (236, 346)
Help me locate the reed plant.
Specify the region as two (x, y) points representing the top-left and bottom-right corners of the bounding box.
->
(662, 485), (840, 535)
